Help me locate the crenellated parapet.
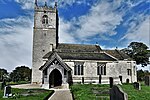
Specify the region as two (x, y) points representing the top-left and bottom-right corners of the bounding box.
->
(34, 1), (57, 13)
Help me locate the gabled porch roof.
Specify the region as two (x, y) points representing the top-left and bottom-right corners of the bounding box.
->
(39, 52), (72, 71)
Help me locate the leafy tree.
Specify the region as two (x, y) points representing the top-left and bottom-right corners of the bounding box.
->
(0, 68), (8, 82)
(122, 42), (149, 67)
(10, 66), (31, 82)
(137, 70), (150, 81)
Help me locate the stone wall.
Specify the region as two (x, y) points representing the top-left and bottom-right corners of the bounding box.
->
(65, 60), (137, 84)
(32, 5), (58, 84)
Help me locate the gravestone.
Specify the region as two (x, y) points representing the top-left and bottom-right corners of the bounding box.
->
(82, 77), (84, 84)
(126, 79), (129, 83)
(133, 82), (141, 90)
(110, 85), (128, 100)
(99, 75), (101, 84)
(3, 86), (12, 98)
(145, 76), (150, 86)
(109, 77), (113, 88)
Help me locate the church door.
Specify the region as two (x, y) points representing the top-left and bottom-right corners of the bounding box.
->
(49, 69), (62, 88)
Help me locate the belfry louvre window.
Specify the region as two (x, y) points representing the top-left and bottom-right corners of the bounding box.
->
(74, 62), (84, 75)
(42, 15), (48, 24)
(97, 63), (106, 75)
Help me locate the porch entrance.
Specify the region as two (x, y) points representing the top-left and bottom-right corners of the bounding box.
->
(49, 69), (62, 88)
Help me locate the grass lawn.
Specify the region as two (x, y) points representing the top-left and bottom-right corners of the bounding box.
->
(121, 84), (150, 100)
(71, 83), (150, 100)
(70, 84), (110, 100)
(0, 88), (53, 100)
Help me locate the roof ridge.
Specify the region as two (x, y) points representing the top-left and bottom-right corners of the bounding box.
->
(58, 43), (97, 46)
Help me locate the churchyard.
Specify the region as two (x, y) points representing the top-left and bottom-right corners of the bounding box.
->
(0, 83), (53, 100)
(71, 83), (150, 100)
(121, 83), (150, 100)
(71, 84), (110, 100)
(1, 76), (150, 100)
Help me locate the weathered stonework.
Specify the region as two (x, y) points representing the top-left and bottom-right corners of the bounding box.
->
(32, 3), (58, 84)
(65, 60), (137, 84)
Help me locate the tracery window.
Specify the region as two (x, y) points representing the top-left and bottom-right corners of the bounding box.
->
(97, 63), (106, 75)
(74, 62), (84, 75)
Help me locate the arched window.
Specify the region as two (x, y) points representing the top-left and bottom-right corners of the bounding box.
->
(42, 15), (48, 24)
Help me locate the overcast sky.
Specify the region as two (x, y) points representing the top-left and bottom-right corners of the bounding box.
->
(0, 0), (149, 71)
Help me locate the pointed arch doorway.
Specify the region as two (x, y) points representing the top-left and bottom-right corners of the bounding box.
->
(49, 69), (62, 88)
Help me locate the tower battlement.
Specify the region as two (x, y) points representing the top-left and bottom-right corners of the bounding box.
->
(35, 2), (57, 13)
(35, 6), (57, 12)
(34, 0), (57, 12)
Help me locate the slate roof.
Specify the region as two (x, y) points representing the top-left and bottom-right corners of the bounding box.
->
(56, 43), (101, 52)
(44, 51), (117, 61)
(40, 52), (72, 71)
(104, 50), (131, 60)
(43, 43), (131, 61)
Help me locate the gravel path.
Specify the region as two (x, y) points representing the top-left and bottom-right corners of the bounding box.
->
(11, 84), (41, 89)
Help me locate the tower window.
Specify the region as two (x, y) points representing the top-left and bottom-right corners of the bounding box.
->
(42, 15), (48, 24)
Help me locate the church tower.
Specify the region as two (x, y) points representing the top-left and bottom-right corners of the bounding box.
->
(32, 0), (59, 84)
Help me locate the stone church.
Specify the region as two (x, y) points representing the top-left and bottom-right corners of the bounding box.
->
(32, 1), (137, 89)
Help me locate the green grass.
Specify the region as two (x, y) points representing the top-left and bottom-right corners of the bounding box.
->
(70, 84), (110, 100)
(121, 84), (150, 100)
(71, 83), (150, 100)
(0, 88), (53, 100)
(7, 81), (30, 85)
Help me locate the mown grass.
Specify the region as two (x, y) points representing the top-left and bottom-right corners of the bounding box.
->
(121, 84), (150, 100)
(71, 83), (150, 100)
(0, 88), (53, 100)
(70, 84), (110, 100)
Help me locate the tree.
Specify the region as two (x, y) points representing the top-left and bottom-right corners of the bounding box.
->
(10, 66), (31, 82)
(122, 42), (149, 67)
(137, 70), (150, 81)
(0, 68), (8, 82)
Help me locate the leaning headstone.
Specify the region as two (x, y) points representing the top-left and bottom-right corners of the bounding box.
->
(110, 85), (128, 100)
(145, 76), (150, 86)
(133, 82), (141, 90)
(3, 86), (12, 98)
